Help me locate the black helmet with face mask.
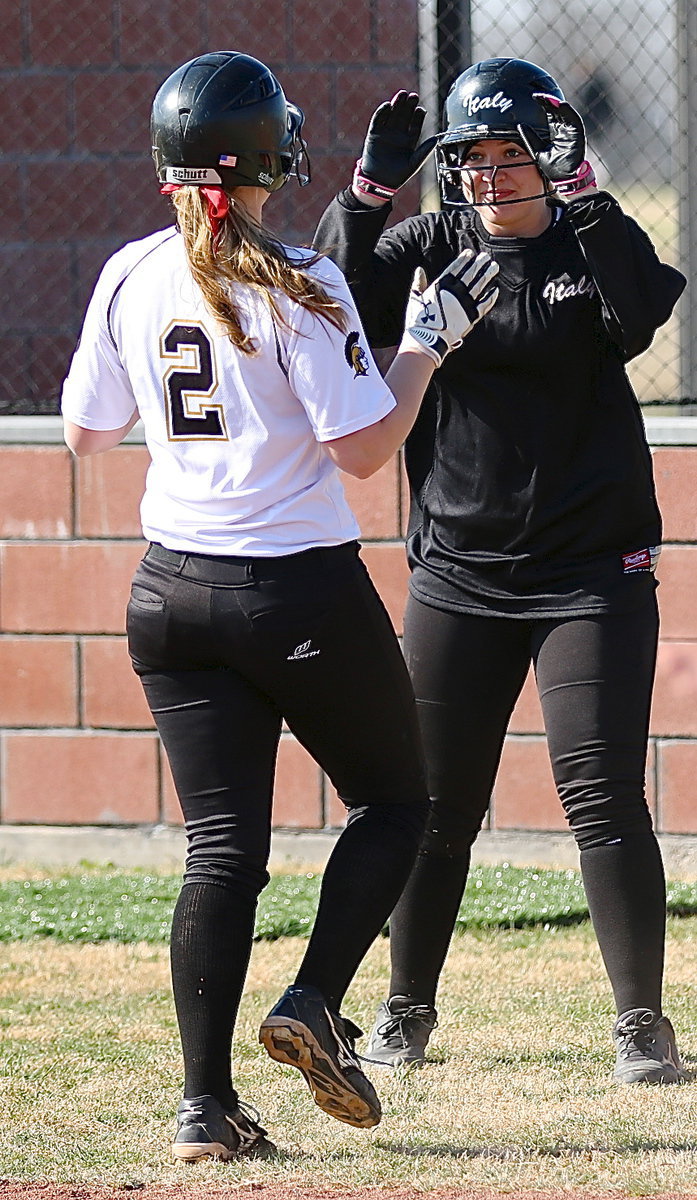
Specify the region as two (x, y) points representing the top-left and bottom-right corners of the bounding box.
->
(436, 57), (564, 207)
(151, 51), (310, 194)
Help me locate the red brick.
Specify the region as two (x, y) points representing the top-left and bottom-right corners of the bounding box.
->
(29, 335), (77, 405)
(0, 637), (77, 726)
(76, 447), (149, 538)
(81, 637), (154, 729)
(337, 69), (419, 143)
(276, 159), (345, 242)
(280, 70), (332, 151)
(288, 153), (411, 242)
(110, 162), (173, 239)
(656, 740), (697, 834)
(651, 641), (697, 736)
(25, 162), (114, 240)
(161, 748), (182, 825)
(0, 165), (23, 238)
(3, 731), (159, 823)
(0, 1), (23, 66)
(0, 542), (146, 634)
(0, 447), (73, 538)
(120, 0), (204, 66)
(653, 448), (697, 542)
(0, 336), (30, 404)
(293, 0), (370, 63)
(493, 735), (656, 830)
(272, 737), (323, 828)
(645, 738), (657, 818)
(0, 77), (71, 153)
(325, 779), (348, 828)
(74, 71), (161, 154)
(29, 1), (113, 66)
(492, 737), (566, 831)
(205, 1), (288, 62)
(161, 733), (323, 829)
(0, 246), (73, 326)
(340, 456), (400, 539)
(375, 0), (418, 63)
(655, 546), (697, 639)
(76, 241), (123, 314)
(508, 667), (544, 734)
(360, 542), (409, 633)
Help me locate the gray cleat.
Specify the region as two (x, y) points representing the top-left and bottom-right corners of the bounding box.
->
(612, 1008), (685, 1084)
(360, 995), (438, 1069)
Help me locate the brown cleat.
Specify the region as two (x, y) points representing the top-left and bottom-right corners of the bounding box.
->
(259, 984), (381, 1128)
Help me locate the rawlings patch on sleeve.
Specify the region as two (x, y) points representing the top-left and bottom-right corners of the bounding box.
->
(622, 545), (661, 573)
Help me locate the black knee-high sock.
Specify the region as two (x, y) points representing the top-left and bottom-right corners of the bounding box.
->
(580, 834), (666, 1016)
(294, 802), (425, 1012)
(170, 881), (256, 1106)
(387, 847), (472, 1006)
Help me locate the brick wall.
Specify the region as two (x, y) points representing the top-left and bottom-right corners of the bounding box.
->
(1, 417), (697, 841)
(0, 0), (419, 415)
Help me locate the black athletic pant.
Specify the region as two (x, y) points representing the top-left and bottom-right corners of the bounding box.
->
(127, 540), (428, 1107)
(388, 590), (665, 1018)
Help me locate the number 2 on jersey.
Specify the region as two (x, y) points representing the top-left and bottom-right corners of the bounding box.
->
(161, 322), (229, 440)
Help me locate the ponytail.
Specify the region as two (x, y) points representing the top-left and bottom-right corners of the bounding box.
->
(171, 188), (348, 353)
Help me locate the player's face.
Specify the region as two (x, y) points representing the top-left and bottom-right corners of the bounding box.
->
(459, 139), (550, 236)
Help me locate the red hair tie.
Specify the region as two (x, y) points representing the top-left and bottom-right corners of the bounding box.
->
(160, 183), (230, 237)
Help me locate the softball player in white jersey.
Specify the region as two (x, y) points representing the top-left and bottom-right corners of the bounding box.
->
(61, 50), (498, 1159)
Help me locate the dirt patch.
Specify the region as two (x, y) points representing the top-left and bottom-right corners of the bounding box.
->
(1, 1185), (696, 1200)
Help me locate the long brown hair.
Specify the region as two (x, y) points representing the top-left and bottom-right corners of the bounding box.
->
(171, 187), (348, 353)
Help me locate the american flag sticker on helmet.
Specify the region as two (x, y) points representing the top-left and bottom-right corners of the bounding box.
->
(218, 154), (238, 167)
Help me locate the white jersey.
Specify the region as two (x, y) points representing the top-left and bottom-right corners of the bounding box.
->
(61, 226), (396, 554)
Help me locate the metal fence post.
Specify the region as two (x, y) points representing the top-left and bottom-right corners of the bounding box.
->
(418, 0), (473, 213)
(677, 0), (697, 402)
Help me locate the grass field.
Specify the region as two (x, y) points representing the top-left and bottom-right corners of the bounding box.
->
(0, 866), (695, 1195)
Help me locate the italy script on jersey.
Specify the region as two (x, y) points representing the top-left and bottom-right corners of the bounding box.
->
(315, 189), (686, 617)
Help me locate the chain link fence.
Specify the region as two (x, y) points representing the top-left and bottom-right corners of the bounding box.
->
(1, 0), (693, 415)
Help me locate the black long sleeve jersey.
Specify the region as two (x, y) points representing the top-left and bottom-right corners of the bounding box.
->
(314, 189), (687, 617)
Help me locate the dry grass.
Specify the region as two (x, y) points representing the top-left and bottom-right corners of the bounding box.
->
(0, 918), (695, 1194)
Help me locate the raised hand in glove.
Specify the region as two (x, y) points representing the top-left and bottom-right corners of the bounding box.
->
(353, 91), (438, 202)
(523, 93), (597, 198)
(400, 250), (499, 367)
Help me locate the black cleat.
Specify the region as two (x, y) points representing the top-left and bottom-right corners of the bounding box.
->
(612, 1008), (685, 1084)
(361, 995), (438, 1069)
(172, 1094), (275, 1161)
(259, 984), (381, 1128)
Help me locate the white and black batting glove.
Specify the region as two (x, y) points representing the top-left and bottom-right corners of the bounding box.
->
(353, 91), (438, 201)
(399, 250), (499, 367)
(528, 93), (597, 199)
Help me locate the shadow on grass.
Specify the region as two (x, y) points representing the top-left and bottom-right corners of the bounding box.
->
(374, 1137), (697, 1159)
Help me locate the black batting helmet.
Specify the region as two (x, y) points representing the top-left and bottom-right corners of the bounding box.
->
(151, 51), (310, 193)
(436, 58), (564, 206)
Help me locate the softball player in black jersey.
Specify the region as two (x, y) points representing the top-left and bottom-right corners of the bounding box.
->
(61, 51), (499, 1159)
(315, 56), (687, 1084)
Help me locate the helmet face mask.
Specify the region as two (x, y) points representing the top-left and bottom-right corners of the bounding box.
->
(151, 51), (311, 194)
(282, 103), (311, 187)
(436, 57), (563, 208)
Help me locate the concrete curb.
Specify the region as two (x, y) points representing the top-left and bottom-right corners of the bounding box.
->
(0, 825), (695, 879)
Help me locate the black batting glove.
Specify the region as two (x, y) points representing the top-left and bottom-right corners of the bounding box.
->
(521, 93), (598, 199)
(528, 92), (587, 181)
(353, 91), (438, 201)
